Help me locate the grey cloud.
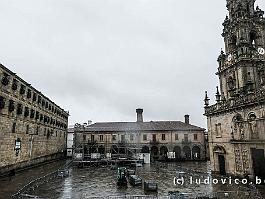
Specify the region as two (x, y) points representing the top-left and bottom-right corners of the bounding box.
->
(0, 0), (264, 128)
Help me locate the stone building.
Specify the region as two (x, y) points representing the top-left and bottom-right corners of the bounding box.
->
(204, 0), (265, 180)
(0, 64), (69, 175)
(74, 109), (206, 162)
(67, 126), (74, 157)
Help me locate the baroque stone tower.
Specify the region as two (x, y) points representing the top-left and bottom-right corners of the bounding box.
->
(204, 0), (265, 179)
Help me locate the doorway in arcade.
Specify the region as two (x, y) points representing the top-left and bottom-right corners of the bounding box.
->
(251, 148), (265, 183)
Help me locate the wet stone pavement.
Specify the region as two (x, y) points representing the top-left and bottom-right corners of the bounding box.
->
(0, 160), (67, 199)
(25, 161), (264, 199)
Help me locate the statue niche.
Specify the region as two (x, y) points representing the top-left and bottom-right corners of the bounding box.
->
(227, 75), (237, 98)
(227, 76), (236, 90)
(258, 68), (265, 86)
(248, 113), (259, 140)
(232, 114), (244, 140)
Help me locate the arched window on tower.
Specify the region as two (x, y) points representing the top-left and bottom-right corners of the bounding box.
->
(228, 35), (237, 52)
(250, 31), (257, 47)
(227, 76), (236, 90)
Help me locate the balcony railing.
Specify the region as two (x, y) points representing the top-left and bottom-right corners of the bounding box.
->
(230, 139), (265, 143)
(204, 90), (265, 116)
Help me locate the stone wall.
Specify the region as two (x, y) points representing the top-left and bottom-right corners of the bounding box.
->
(0, 64), (69, 175)
(207, 104), (265, 176)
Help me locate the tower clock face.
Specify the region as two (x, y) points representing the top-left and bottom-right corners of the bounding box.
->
(258, 47), (265, 55)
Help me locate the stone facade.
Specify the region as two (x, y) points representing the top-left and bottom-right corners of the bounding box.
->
(67, 127), (74, 157)
(0, 64), (69, 175)
(74, 109), (207, 161)
(204, 0), (265, 179)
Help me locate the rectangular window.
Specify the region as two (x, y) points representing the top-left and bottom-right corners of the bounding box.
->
(26, 125), (29, 134)
(12, 79), (18, 90)
(17, 104), (23, 115)
(175, 134), (178, 140)
(218, 124), (222, 136)
(36, 126), (39, 135)
(121, 135), (125, 142)
(38, 96), (42, 104)
(143, 134), (147, 141)
(44, 128), (46, 136)
(100, 135), (103, 141)
(130, 134), (134, 141)
(184, 134), (188, 142)
(12, 122), (16, 133)
(27, 89), (32, 99)
(152, 134), (156, 142)
(215, 124), (218, 136)
(162, 134), (166, 141)
(112, 135), (116, 141)
(33, 93), (37, 102)
(215, 123), (222, 137)
(20, 85), (25, 95)
(91, 135), (94, 142)
(83, 134), (86, 141)
(194, 134), (198, 140)
(9, 100), (15, 112)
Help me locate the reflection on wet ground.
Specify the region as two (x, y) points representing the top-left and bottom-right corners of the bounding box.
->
(0, 160), (67, 199)
(28, 161), (264, 199)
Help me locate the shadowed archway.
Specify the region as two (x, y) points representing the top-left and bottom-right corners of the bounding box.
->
(183, 146), (191, 160)
(151, 146), (159, 160)
(160, 146), (168, 160)
(141, 146), (150, 153)
(213, 145), (227, 175)
(98, 145), (105, 154)
(192, 146), (201, 160)
(173, 146), (181, 160)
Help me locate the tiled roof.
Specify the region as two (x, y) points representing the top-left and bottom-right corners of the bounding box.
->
(81, 121), (204, 132)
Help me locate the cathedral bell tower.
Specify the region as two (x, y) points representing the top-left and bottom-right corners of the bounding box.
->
(217, 0), (265, 100)
(204, 0), (265, 179)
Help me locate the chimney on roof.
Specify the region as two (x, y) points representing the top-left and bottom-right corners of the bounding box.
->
(136, 108), (143, 122)
(184, 115), (190, 124)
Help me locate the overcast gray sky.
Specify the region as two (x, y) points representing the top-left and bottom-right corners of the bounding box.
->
(0, 0), (264, 128)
